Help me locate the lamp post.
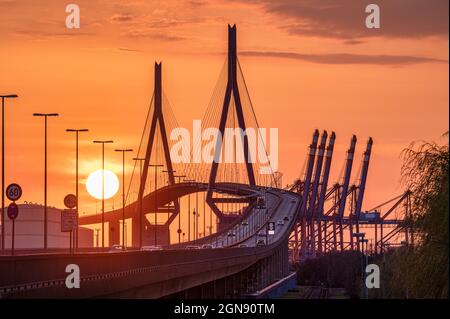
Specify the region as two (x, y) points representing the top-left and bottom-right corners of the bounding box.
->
(133, 157), (146, 248)
(1, 94), (18, 253)
(162, 170), (176, 224)
(66, 128), (88, 251)
(184, 179), (195, 241)
(93, 140), (114, 250)
(95, 228), (100, 248)
(149, 164), (163, 245)
(352, 232), (367, 299)
(174, 174), (185, 244)
(195, 191), (199, 240)
(115, 149), (133, 250)
(362, 238), (369, 299)
(33, 112), (59, 249)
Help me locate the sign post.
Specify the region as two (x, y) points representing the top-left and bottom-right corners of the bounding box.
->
(267, 222), (275, 245)
(267, 222), (275, 235)
(6, 183), (22, 256)
(7, 203), (19, 255)
(63, 194), (77, 253)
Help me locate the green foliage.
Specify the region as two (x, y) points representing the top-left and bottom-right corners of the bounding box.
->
(379, 133), (449, 298)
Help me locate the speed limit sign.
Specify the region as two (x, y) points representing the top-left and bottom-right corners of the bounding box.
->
(6, 183), (22, 201)
(64, 194), (77, 209)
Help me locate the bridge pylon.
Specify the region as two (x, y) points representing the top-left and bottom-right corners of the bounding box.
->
(133, 62), (180, 247)
(206, 25), (256, 225)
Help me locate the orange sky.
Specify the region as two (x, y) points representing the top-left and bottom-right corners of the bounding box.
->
(0, 0), (448, 227)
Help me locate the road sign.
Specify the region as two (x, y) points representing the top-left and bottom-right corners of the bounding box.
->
(61, 209), (78, 232)
(6, 183), (22, 201)
(64, 194), (77, 209)
(7, 202), (19, 220)
(267, 222), (275, 235)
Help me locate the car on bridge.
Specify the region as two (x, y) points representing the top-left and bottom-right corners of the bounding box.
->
(186, 245), (200, 249)
(140, 245), (162, 251)
(109, 244), (125, 252)
(238, 244), (248, 248)
(256, 196), (266, 209)
(241, 220), (249, 226)
(256, 239), (266, 246)
(201, 244), (213, 249)
(277, 220), (284, 226)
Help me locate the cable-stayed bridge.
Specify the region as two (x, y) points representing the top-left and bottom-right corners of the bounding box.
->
(0, 25), (412, 299)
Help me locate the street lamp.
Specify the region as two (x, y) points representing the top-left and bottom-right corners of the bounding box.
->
(93, 140), (114, 250)
(66, 128), (88, 250)
(174, 174), (186, 244)
(115, 148), (133, 250)
(33, 112), (59, 249)
(1, 94), (18, 253)
(162, 169), (175, 227)
(133, 157), (146, 248)
(352, 232), (367, 299)
(183, 179), (195, 241)
(195, 190), (199, 240)
(361, 238), (369, 299)
(149, 164), (163, 245)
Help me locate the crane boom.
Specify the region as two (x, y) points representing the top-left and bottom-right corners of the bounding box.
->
(317, 131), (336, 216)
(307, 130), (328, 217)
(355, 137), (373, 217)
(300, 129), (320, 216)
(337, 135), (357, 217)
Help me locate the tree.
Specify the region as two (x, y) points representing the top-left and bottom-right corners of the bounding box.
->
(381, 133), (448, 298)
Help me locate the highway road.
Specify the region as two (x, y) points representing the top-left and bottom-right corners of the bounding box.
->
(0, 185), (302, 298)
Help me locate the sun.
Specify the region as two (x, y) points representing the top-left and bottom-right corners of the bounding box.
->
(86, 169), (119, 200)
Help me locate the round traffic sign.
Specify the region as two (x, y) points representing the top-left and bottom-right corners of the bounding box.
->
(6, 183), (22, 201)
(7, 202), (19, 220)
(64, 194), (77, 209)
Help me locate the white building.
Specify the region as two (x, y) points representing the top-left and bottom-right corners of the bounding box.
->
(0, 203), (93, 249)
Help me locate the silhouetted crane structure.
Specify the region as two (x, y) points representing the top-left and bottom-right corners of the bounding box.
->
(288, 131), (412, 262)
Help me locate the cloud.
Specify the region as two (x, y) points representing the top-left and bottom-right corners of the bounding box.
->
(117, 47), (142, 52)
(110, 13), (135, 23)
(0, 0), (16, 7)
(240, 50), (448, 66)
(238, 0), (449, 42)
(123, 28), (186, 41)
